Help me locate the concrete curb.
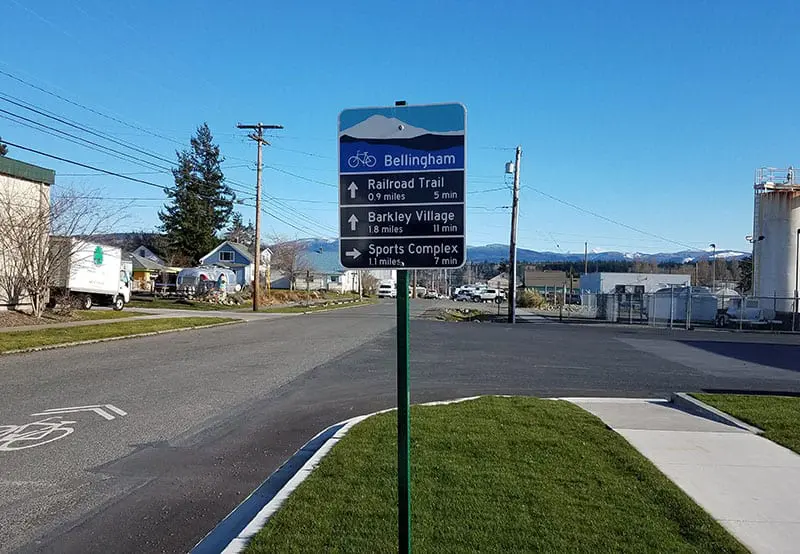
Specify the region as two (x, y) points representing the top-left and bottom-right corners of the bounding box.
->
(0, 320), (243, 356)
(192, 395), (481, 554)
(670, 392), (763, 434)
(298, 300), (376, 315)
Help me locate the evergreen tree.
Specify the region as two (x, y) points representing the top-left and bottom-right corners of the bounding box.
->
(225, 212), (256, 251)
(159, 124), (234, 264)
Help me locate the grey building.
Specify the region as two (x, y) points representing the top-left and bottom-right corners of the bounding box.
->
(579, 272), (690, 294)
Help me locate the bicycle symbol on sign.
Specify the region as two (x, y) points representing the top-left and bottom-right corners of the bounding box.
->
(347, 150), (377, 169)
(0, 417), (76, 451)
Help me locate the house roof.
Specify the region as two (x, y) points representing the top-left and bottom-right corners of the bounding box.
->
(200, 241), (254, 263)
(127, 253), (166, 271)
(0, 156), (55, 185)
(132, 244), (165, 264)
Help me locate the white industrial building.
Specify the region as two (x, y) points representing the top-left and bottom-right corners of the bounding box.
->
(580, 272), (691, 294)
(752, 167), (800, 314)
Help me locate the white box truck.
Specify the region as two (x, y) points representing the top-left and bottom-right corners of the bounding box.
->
(50, 238), (132, 310)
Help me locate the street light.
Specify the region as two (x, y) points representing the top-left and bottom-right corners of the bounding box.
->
(710, 243), (716, 290)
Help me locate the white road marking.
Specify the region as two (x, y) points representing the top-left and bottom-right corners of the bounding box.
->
(30, 404), (127, 421)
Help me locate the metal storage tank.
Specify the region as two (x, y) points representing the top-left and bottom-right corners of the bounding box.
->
(755, 188), (800, 313)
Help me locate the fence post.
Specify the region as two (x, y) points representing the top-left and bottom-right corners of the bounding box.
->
(774, 291), (777, 332)
(629, 293), (633, 324)
(686, 285), (692, 330)
(669, 286), (674, 329)
(740, 294), (745, 331)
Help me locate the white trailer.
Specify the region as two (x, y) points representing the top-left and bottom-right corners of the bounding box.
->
(50, 238), (132, 310)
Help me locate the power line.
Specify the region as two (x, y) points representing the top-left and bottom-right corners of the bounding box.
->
(58, 170), (170, 177)
(468, 186), (510, 194)
(264, 165), (337, 188)
(0, 108), (171, 171)
(1, 140), (170, 191)
(522, 185), (697, 250)
(0, 68), (183, 146)
(271, 145), (333, 159)
(3, 140), (335, 237)
(0, 93), (176, 166)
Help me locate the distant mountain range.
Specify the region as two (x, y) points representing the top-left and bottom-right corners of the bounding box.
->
(300, 239), (750, 266)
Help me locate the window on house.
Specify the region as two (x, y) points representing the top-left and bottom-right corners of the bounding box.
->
(330, 276), (339, 283)
(219, 251), (234, 262)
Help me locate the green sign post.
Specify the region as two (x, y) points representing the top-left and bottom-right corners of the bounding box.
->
(339, 101), (466, 553)
(396, 269), (411, 551)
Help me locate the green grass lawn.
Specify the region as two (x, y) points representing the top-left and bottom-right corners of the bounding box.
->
(72, 309), (149, 321)
(256, 299), (376, 314)
(693, 393), (800, 454)
(126, 298), (233, 310)
(0, 317), (236, 352)
(245, 396), (745, 554)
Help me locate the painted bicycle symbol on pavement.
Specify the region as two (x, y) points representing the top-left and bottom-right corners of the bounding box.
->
(0, 404), (126, 452)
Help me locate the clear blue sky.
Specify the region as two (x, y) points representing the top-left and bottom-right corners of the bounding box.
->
(2, 0), (799, 254)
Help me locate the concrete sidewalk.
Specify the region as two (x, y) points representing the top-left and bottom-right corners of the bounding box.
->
(568, 397), (800, 554)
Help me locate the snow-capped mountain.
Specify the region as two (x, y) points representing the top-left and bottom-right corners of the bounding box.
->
(294, 239), (749, 266)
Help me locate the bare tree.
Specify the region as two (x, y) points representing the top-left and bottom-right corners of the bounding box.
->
(0, 186), (122, 317)
(268, 237), (309, 291)
(361, 272), (379, 296)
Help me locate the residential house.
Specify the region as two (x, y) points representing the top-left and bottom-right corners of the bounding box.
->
(126, 253), (179, 292)
(132, 244), (165, 266)
(487, 272), (510, 291)
(0, 156), (54, 310)
(199, 241), (254, 286)
(523, 269), (570, 294)
(269, 249), (361, 293)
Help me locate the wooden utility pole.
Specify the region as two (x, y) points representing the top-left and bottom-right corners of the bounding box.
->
(507, 145), (522, 323)
(237, 122), (283, 312)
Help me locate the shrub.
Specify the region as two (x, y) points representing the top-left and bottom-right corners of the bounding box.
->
(517, 290), (545, 308)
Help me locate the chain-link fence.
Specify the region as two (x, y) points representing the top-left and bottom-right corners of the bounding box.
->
(571, 288), (800, 331)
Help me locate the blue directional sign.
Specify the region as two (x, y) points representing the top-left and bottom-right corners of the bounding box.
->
(338, 103), (466, 269)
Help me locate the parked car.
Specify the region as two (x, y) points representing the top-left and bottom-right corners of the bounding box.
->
(424, 291), (439, 299)
(715, 297), (779, 328)
(473, 288), (502, 303)
(377, 280), (397, 298)
(454, 291), (473, 302)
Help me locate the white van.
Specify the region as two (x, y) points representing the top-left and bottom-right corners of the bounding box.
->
(377, 280), (397, 298)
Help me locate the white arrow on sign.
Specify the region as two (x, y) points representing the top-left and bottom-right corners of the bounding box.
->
(31, 404), (127, 421)
(348, 214), (358, 231)
(345, 248), (361, 259)
(347, 182), (358, 198)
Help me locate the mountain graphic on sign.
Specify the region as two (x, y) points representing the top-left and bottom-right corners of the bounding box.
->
(340, 115), (464, 139)
(340, 116), (464, 150)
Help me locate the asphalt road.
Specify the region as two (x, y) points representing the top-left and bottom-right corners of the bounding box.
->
(3, 299), (800, 553)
